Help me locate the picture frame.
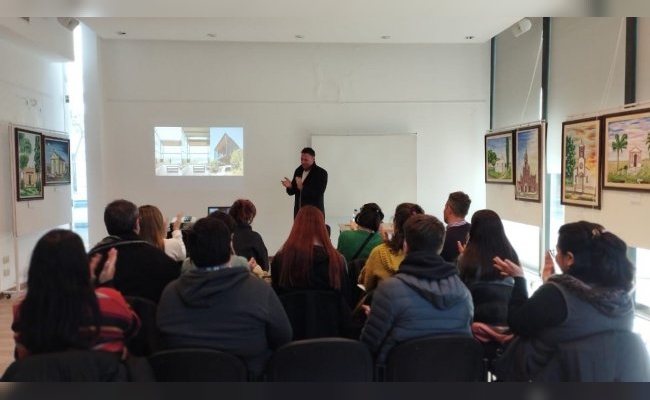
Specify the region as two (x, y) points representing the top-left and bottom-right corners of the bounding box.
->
(560, 118), (602, 209)
(514, 125), (542, 202)
(484, 130), (515, 184)
(14, 127), (44, 201)
(43, 136), (71, 185)
(602, 108), (650, 191)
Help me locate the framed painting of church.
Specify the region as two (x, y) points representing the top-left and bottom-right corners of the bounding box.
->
(602, 108), (650, 192)
(514, 125), (542, 202)
(485, 130), (515, 184)
(43, 136), (71, 185)
(14, 127), (44, 201)
(561, 118), (602, 209)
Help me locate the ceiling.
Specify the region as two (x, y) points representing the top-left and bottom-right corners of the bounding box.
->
(74, 1), (577, 45)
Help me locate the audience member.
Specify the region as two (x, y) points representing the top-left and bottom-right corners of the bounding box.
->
(89, 199), (180, 303)
(457, 209), (518, 326)
(357, 202), (424, 293)
(228, 199), (270, 271)
(156, 217), (292, 379)
(440, 191), (472, 263)
(12, 229), (140, 360)
(492, 221), (636, 381)
(360, 214), (474, 363)
(138, 205), (186, 262)
(337, 202), (384, 263)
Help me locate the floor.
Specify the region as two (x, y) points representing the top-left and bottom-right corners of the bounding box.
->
(0, 296), (18, 374)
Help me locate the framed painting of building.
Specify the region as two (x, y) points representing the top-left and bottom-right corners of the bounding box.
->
(485, 130), (515, 184)
(14, 127), (44, 201)
(43, 136), (71, 185)
(561, 118), (602, 209)
(603, 108), (650, 191)
(514, 125), (542, 202)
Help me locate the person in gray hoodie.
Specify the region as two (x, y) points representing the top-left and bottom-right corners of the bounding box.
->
(156, 217), (292, 380)
(360, 214), (474, 364)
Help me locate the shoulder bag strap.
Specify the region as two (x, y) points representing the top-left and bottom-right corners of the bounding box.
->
(351, 232), (375, 261)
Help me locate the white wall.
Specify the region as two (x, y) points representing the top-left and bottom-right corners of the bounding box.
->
(0, 29), (68, 290)
(88, 39), (491, 253)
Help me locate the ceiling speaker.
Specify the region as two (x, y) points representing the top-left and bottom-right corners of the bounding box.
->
(57, 17), (80, 31)
(511, 18), (532, 38)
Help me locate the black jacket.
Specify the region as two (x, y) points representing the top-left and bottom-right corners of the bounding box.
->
(286, 163), (328, 218)
(232, 220), (270, 271)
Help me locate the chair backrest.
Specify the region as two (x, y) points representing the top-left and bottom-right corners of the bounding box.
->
(532, 330), (650, 382)
(383, 335), (486, 382)
(266, 337), (373, 381)
(279, 290), (352, 340)
(124, 295), (162, 357)
(1, 350), (128, 382)
(147, 348), (248, 382)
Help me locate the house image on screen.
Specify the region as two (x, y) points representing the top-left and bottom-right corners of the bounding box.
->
(214, 133), (240, 165)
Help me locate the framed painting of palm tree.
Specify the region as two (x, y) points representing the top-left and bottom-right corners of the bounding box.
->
(603, 108), (650, 191)
(514, 125), (542, 202)
(485, 130), (515, 184)
(561, 118), (602, 208)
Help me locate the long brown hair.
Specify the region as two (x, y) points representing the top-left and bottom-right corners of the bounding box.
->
(138, 205), (166, 251)
(278, 205), (344, 289)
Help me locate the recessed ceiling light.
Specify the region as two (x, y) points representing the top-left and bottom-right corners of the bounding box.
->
(206, 33), (217, 38)
(465, 36), (475, 40)
(116, 31), (127, 36)
(295, 35), (304, 39)
(381, 35), (391, 40)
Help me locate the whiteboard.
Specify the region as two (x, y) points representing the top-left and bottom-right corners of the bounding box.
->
(9, 124), (72, 237)
(311, 134), (417, 229)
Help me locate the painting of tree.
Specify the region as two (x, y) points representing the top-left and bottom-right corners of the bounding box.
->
(561, 118), (601, 208)
(603, 109), (650, 191)
(484, 130), (514, 184)
(14, 128), (44, 201)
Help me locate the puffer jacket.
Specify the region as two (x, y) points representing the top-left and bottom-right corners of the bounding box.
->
(360, 250), (474, 363)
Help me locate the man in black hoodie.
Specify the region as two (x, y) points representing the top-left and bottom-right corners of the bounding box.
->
(156, 217), (292, 380)
(89, 199), (180, 303)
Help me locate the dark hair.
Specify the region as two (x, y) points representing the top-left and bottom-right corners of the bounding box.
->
(301, 147), (316, 157)
(447, 191), (472, 218)
(403, 214), (446, 253)
(457, 209), (520, 283)
(557, 221), (634, 290)
(277, 205), (344, 290)
(104, 199), (139, 236)
(354, 202), (384, 232)
(14, 230), (101, 355)
(229, 199), (257, 225)
(208, 210), (237, 234)
(186, 217), (232, 268)
(387, 202), (425, 253)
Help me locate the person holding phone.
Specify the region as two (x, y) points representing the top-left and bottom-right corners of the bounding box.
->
(281, 147), (328, 219)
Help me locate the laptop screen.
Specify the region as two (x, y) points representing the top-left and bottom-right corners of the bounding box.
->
(207, 206), (231, 216)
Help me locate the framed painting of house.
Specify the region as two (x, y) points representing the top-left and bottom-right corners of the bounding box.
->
(514, 125), (542, 202)
(43, 136), (71, 185)
(485, 130), (515, 184)
(603, 108), (650, 191)
(14, 127), (44, 201)
(561, 118), (602, 209)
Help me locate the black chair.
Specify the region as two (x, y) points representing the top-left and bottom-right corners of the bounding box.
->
(124, 295), (162, 357)
(279, 290), (353, 340)
(266, 337), (373, 381)
(1, 350), (129, 382)
(147, 348), (248, 382)
(382, 335), (487, 382)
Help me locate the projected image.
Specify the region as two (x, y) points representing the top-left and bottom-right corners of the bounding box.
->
(154, 127), (243, 176)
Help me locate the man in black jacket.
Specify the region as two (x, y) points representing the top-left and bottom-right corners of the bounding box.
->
(281, 147), (328, 218)
(89, 199), (180, 303)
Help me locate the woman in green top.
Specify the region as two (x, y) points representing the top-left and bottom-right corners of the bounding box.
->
(337, 203), (385, 263)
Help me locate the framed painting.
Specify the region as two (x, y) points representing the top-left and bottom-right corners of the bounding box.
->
(14, 127), (44, 201)
(44, 136), (71, 185)
(514, 125), (542, 202)
(561, 118), (602, 209)
(603, 108), (650, 191)
(485, 130), (514, 184)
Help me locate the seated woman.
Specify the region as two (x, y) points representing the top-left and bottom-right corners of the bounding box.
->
(228, 199), (270, 271)
(336, 202), (385, 263)
(11, 229), (140, 360)
(492, 221), (636, 381)
(138, 205), (186, 262)
(357, 202), (424, 293)
(457, 209), (519, 326)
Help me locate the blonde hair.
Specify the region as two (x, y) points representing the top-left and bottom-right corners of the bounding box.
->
(138, 205), (166, 251)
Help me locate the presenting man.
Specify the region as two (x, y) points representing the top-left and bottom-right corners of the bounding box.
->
(281, 147), (328, 218)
